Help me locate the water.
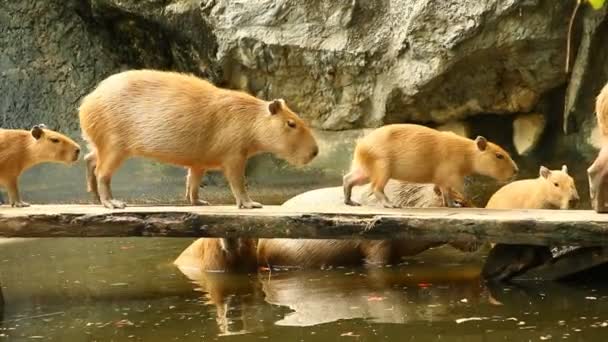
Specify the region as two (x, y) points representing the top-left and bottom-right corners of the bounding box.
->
(0, 238), (607, 341)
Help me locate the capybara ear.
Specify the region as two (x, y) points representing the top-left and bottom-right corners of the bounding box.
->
(539, 165), (551, 179)
(475, 136), (487, 151)
(432, 185), (442, 196)
(31, 125), (45, 140)
(562, 164), (568, 174)
(268, 99), (283, 115)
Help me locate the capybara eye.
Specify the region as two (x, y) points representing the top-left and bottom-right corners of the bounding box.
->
(554, 182), (559, 187)
(50, 138), (60, 144)
(495, 153), (504, 160)
(287, 120), (296, 129)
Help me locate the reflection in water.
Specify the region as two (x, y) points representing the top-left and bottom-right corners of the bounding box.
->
(0, 238), (608, 341)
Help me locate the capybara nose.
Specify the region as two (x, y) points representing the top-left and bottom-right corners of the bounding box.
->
(311, 146), (319, 159)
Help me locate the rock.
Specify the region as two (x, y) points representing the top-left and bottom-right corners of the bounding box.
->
(2, 0), (573, 132)
(563, 4), (608, 155)
(512, 113), (546, 155)
(436, 121), (470, 137)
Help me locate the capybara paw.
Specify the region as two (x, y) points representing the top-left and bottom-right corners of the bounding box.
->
(382, 201), (399, 209)
(101, 199), (126, 209)
(344, 200), (361, 206)
(11, 201), (30, 208)
(192, 199), (211, 206)
(238, 201), (263, 209)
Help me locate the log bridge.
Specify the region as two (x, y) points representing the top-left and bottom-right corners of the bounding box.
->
(1, 205), (608, 280)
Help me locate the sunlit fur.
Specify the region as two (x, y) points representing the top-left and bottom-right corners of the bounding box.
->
(589, 82), (608, 212)
(486, 165), (579, 210)
(343, 124), (518, 207)
(78, 69), (318, 209)
(0, 127), (80, 207)
(596, 82), (608, 138)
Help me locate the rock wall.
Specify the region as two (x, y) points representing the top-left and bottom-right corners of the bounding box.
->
(2, 0), (578, 132)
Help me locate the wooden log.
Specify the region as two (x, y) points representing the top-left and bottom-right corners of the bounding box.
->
(0, 205), (608, 246)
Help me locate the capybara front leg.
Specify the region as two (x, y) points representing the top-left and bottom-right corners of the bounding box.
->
(7, 178), (29, 208)
(224, 158), (261, 209)
(96, 154), (126, 209)
(84, 151), (100, 201)
(186, 168), (210, 206)
(343, 168), (368, 206)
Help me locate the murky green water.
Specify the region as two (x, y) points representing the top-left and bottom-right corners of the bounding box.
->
(0, 238), (606, 341)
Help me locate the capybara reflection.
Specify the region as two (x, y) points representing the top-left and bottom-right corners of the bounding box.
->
(343, 124), (518, 208)
(486, 165), (579, 209)
(0, 125), (80, 207)
(588, 82), (608, 212)
(79, 69), (318, 209)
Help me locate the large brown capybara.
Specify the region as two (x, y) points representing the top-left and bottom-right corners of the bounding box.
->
(588, 82), (608, 212)
(486, 165), (579, 210)
(257, 180), (483, 269)
(483, 164), (580, 282)
(343, 124), (518, 208)
(0, 125), (80, 207)
(78, 69), (318, 209)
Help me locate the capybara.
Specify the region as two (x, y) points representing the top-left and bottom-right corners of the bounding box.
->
(0, 125), (80, 207)
(588, 82), (608, 212)
(257, 181), (483, 269)
(173, 237), (258, 273)
(343, 124), (518, 208)
(486, 165), (579, 210)
(78, 69), (319, 209)
(482, 165), (579, 282)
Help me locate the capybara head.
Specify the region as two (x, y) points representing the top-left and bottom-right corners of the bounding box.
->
(539, 165), (579, 209)
(431, 185), (475, 208)
(262, 99), (319, 166)
(471, 136), (518, 181)
(31, 124), (81, 164)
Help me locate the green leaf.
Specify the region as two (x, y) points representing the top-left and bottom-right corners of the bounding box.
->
(588, 0), (606, 10)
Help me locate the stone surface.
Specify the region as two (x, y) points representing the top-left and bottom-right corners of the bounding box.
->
(2, 0), (573, 133)
(512, 112), (546, 155)
(436, 121), (470, 137)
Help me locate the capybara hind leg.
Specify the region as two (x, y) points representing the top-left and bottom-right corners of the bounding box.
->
(370, 166), (396, 208)
(7, 178), (29, 208)
(223, 157), (261, 209)
(439, 187), (458, 208)
(84, 152), (100, 201)
(96, 154), (126, 209)
(186, 168), (210, 206)
(343, 168), (368, 206)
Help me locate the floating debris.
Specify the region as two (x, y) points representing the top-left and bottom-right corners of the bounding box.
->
(456, 317), (487, 324)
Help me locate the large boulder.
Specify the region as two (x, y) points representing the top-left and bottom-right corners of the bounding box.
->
(2, 0), (573, 133)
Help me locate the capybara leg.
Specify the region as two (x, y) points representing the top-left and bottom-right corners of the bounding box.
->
(7, 178), (29, 208)
(370, 171), (396, 209)
(588, 161), (599, 203)
(439, 187), (458, 208)
(224, 157), (262, 209)
(186, 168), (210, 206)
(343, 168), (368, 206)
(84, 151), (100, 201)
(96, 154), (126, 209)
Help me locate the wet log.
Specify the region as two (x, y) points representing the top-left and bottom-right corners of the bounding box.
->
(0, 205), (608, 246)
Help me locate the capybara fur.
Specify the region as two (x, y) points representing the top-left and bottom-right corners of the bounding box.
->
(257, 182), (481, 269)
(343, 124), (518, 208)
(486, 165), (579, 210)
(0, 125), (80, 207)
(588, 82), (608, 212)
(79, 69), (318, 209)
(173, 238), (258, 273)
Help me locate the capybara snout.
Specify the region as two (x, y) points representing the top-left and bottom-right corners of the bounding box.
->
(266, 99), (319, 166)
(31, 124), (81, 165)
(472, 136), (519, 181)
